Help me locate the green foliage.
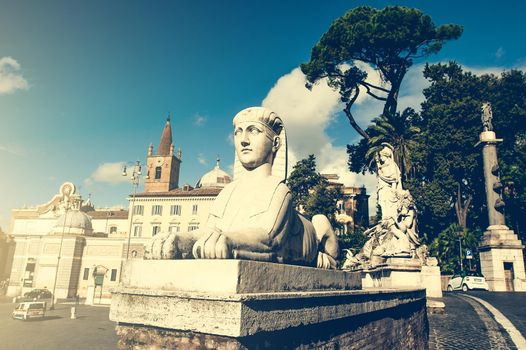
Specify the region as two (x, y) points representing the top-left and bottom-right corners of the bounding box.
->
(409, 63), (526, 241)
(489, 70), (526, 242)
(338, 229), (368, 258)
(346, 62), (526, 246)
(287, 155), (342, 227)
(304, 179), (343, 227)
(429, 224), (482, 275)
(287, 154), (322, 210)
(301, 6), (462, 139)
(348, 108), (422, 182)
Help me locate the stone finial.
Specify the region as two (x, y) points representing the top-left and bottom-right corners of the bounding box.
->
(148, 143), (153, 156)
(170, 143), (174, 156)
(177, 147), (182, 160)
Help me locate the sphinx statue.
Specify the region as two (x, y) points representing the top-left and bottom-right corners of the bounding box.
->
(145, 107), (339, 269)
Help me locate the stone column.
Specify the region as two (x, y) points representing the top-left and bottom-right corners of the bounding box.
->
(479, 131), (506, 228)
(478, 130), (526, 291)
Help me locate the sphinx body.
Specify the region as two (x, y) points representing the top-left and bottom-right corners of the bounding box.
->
(146, 107), (338, 269)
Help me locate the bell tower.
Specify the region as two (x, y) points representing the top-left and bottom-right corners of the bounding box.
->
(144, 117), (182, 192)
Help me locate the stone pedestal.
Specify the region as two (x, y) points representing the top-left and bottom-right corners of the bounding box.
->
(359, 257), (444, 311)
(110, 260), (429, 349)
(477, 130), (526, 292)
(479, 226), (526, 291)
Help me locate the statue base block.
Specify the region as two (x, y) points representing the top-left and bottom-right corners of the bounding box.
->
(479, 227), (526, 291)
(110, 260), (428, 349)
(360, 257), (443, 302)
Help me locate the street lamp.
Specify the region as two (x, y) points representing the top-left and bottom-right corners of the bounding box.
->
(458, 229), (464, 272)
(123, 161), (142, 260)
(50, 203), (70, 310)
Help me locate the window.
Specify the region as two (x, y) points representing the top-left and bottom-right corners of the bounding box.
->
(152, 225), (161, 236)
(192, 204), (198, 215)
(152, 205), (162, 216)
(170, 205), (181, 216)
(133, 225), (142, 237)
(83, 268), (89, 280)
(110, 269), (117, 282)
(155, 166), (162, 179)
(169, 225), (180, 233)
(188, 224), (199, 232)
(133, 205), (144, 215)
(109, 226), (117, 234)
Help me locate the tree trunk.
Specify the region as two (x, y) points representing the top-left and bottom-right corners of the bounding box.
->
(454, 183), (472, 229)
(343, 104), (369, 140)
(382, 71), (404, 119)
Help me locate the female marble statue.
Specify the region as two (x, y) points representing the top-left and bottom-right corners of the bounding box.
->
(394, 190), (420, 251)
(375, 143), (402, 220)
(146, 107), (339, 269)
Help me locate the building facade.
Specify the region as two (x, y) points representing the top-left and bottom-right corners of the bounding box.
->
(322, 174), (370, 234)
(5, 119), (369, 301)
(5, 119), (231, 302)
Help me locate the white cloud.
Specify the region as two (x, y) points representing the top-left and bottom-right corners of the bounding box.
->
(495, 47), (505, 60)
(86, 162), (129, 185)
(0, 57), (29, 94)
(194, 114), (207, 126)
(262, 67), (377, 212)
(0, 144), (24, 156)
(226, 133), (234, 145)
(197, 153), (207, 165)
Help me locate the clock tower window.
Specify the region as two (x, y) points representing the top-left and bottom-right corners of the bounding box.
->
(155, 166), (162, 180)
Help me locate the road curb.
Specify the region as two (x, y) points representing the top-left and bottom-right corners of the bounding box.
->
(461, 294), (526, 350)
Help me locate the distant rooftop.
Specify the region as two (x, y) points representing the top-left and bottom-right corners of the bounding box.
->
(134, 186), (222, 198)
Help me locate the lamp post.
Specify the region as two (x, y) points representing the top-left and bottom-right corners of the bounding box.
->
(123, 161), (142, 260)
(50, 204), (70, 310)
(458, 230), (464, 272)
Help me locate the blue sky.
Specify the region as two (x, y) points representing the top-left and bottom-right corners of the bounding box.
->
(1, 0), (525, 229)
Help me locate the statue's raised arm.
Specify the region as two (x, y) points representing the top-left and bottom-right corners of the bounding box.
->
(146, 107), (339, 268)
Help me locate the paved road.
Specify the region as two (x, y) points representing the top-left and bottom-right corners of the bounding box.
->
(1, 292), (525, 350)
(429, 292), (522, 350)
(0, 302), (118, 350)
(469, 291), (526, 340)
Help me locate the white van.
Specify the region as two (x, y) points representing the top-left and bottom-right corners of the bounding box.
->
(12, 302), (47, 320)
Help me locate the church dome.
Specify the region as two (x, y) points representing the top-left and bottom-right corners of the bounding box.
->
(53, 210), (94, 235)
(196, 158), (232, 188)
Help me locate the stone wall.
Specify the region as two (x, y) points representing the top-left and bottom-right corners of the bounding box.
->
(115, 298), (428, 350)
(111, 260), (428, 350)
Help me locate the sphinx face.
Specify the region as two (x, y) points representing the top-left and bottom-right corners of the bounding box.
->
(234, 121), (276, 170)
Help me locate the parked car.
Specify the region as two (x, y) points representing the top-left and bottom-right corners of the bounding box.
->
(15, 289), (53, 303)
(12, 302), (47, 320)
(447, 271), (489, 291)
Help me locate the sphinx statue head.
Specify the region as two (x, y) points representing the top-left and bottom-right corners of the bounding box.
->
(232, 107), (288, 181)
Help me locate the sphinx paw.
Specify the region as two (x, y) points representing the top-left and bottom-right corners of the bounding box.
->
(316, 252), (337, 269)
(144, 233), (177, 259)
(192, 231), (230, 259)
